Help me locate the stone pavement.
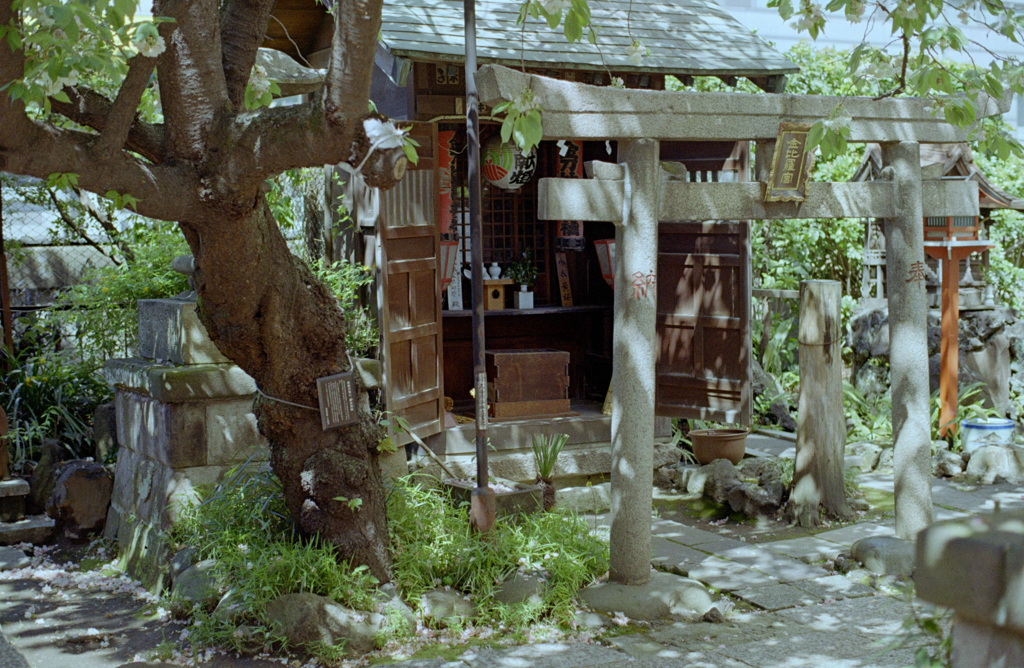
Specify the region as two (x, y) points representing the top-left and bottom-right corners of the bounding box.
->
(1, 433), (1020, 667)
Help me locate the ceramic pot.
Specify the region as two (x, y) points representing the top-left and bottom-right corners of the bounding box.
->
(487, 262), (502, 279)
(690, 428), (748, 465)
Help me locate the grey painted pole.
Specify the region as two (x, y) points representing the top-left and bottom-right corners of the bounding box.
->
(882, 141), (933, 538)
(464, 0), (495, 532)
(609, 139), (659, 585)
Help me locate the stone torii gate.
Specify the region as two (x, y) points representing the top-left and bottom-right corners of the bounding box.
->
(477, 64), (1009, 585)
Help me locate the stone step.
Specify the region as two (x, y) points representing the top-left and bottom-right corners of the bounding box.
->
(0, 516), (54, 545)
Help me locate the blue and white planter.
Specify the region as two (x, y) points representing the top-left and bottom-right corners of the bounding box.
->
(961, 417), (1017, 454)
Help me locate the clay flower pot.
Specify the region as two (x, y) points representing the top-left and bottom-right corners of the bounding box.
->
(690, 428), (749, 465)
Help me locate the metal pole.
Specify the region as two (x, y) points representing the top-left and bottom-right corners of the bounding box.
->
(0, 179), (13, 364)
(464, 0), (495, 532)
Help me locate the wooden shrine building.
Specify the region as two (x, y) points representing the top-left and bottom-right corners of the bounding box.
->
(265, 0), (799, 453)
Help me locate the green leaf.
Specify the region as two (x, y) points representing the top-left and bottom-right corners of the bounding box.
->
(402, 142), (419, 165)
(51, 90), (70, 104)
(500, 115), (515, 144)
(564, 10), (582, 42)
(545, 8), (562, 29)
(805, 121), (825, 151)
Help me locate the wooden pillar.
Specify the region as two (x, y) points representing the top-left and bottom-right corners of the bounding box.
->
(609, 139), (659, 586)
(939, 256), (959, 436)
(789, 280), (851, 525)
(882, 141), (933, 538)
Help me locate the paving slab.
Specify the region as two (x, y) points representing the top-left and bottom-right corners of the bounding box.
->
(761, 536), (842, 564)
(774, 594), (910, 637)
(462, 642), (629, 667)
(789, 574), (876, 601)
(650, 518), (722, 545)
(685, 556), (776, 591)
(814, 522), (895, 547)
(730, 583), (822, 611)
(718, 545), (831, 582)
(650, 537), (711, 574)
(685, 535), (750, 553)
(717, 627), (913, 668)
(605, 634), (751, 667)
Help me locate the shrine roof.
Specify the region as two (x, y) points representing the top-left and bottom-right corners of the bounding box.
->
(379, 0), (798, 79)
(852, 143), (1024, 210)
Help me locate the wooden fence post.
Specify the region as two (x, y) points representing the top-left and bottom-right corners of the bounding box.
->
(788, 279), (852, 525)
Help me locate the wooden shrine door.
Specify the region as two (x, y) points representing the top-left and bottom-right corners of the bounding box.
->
(655, 221), (752, 424)
(379, 123), (444, 445)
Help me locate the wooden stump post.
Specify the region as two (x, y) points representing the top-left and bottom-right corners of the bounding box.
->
(787, 280), (852, 526)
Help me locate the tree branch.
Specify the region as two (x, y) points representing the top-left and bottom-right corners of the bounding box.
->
(46, 188), (121, 266)
(94, 55), (158, 158)
(73, 186), (137, 264)
(50, 87), (164, 163)
(324, 0), (383, 126)
(154, 0), (229, 161)
(220, 0), (276, 109)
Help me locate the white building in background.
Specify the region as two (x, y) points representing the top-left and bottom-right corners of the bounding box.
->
(722, 0), (1024, 137)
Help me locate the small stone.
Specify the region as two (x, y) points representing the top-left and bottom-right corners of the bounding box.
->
(851, 536), (916, 578)
(171, 559), (220, 605)
(579, 571), (712, 620)
(701, 606), (726, 623)
(832, 553), (857, 574)
(0, 545), (30, 571)
(849, 497), (871, 512)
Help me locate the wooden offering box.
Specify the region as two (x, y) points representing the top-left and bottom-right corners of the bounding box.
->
(486, 349), (571, 419)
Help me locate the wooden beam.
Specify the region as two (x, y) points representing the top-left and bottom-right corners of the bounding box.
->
(477, 65), (1010, 143)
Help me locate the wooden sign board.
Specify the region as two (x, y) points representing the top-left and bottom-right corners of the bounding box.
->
(317, 371), (359, 430)
(764, 122), (814, 203)
(555, 252), (573, 306)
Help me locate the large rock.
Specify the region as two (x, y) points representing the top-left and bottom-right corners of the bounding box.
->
(171, 558), (220, 605)
(92, 402), (117, 463)
(579, 571), (712, 621)
(266, 592), (382, 657)
(932, 449), (965, 478)
(851, 536), (915, 578)
(848, 441), (883, 472)
(45, 460), (113, 539)
(965, 445), (1024, 485)
(726, 482), (782, 518)
(27, 440), (64, 515)
(695, 459), (743, 504)
(419, 588), (476, 627)
(494, 572), (547, 606)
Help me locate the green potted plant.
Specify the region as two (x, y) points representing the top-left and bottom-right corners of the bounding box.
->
(505, 249), (538, 309)
(532, 432), (569, 510)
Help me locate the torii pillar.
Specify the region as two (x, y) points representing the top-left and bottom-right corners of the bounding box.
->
(882, 142), (934, 538)
(609, 140), (660, 584)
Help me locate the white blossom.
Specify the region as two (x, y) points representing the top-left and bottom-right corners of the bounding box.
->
(539, 0), (571, 13)
(249, 65), (271, 96)
(363, 118), (409, 150)
(627, 40), (649, 66)
(135, 33), (166, 58)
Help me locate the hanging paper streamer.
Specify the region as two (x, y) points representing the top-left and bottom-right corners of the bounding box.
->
(438, 130), (455, 235)
(556, 140), (585, 251)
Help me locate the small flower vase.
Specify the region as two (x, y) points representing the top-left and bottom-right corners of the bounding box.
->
(514, 288), (534, 309)
(487, 262), (502, 279)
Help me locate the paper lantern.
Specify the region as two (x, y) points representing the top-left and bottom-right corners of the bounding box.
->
(594, 239), (615, 288)
(439, 240), (459, 290)
(482, 136), (537, 190)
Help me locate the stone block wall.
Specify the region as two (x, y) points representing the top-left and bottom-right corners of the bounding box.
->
(916, 512), (1024, 667)
(104, 298), (268, 590)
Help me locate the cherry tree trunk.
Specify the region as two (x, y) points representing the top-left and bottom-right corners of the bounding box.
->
(184, 199), (392, 581)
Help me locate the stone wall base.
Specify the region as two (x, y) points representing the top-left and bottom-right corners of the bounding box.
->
(952, 615), (1024, 668)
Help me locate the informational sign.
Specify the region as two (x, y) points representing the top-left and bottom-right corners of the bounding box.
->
(316, 371), (359, 430)
(764, 122), (813, 203)
(555, 252), (573, 306)
(556, 140), (585, 251)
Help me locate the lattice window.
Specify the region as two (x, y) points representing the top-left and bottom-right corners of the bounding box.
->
(447, 125), (553, 303)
